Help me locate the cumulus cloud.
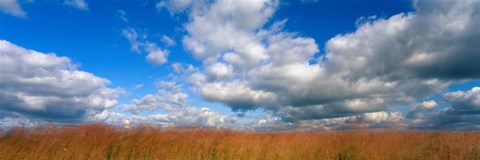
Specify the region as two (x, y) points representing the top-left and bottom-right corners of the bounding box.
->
(0, 115), (46, 131)
(171, 63), (196, 74)
(0, 40), (233, 130)
(146, 47), (169, 66)
(0, 0), (26, 18)
(327, 0), (480, 80)
(0, 40), (122, 121)
(444, 87), (480, 113)
(181, 0), (278, 64)
(406, 87), (480, 130)
(86, 106), (239, 129)
(413, 100), (438, 110)
(122, 81), (187, 114)
(160, 0), (480, 126)
(205, 62), (233, 80)
(149, 107), (236, 128)
(3, 0), (480, 131)
(84, 109), (146, 128)
(115, 79), (239, 129)
(63, 0), (89, 10)
(295, 111), (405, 131)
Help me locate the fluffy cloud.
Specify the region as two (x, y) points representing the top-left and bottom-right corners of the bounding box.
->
(146, 48), (169, 66)
(86, 106), (238, 129)
(121, 28), (169, 66)
(295, 111), (405, 131)
(0, 115), (45, 131)
(116, 79), (238, 129)
(163, 0), (480, 125)
(181, 0), (278, 64)
(414, 100), (438, 110)
(205, 62), (233, 80)
(85, 109), (145, 128)
(326, 0), (480, 80)
(63, 0), (89, 10)
(198, 80), (278, 111)
(0, 40), (232, 129)
(149, 107), (236, 128)
(3, 0), (480, 131)
(406, 87), (480, 130)
(0, 40), (122, 121)
(0, 0), (26, 18)
(430, 87), (480, 130)
(444, 87), (480, 113)
(122, 81), (187, 114)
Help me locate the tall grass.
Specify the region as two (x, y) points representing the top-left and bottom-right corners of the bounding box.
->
(1, 124), (479, 160)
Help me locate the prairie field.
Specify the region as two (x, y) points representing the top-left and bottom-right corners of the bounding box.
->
(1, 124), (479, 160)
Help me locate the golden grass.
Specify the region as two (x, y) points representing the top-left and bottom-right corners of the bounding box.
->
(1, 124), (479, 160)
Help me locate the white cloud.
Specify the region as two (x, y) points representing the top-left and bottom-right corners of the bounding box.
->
(198, 80), (278, 111)
(0, 0), (26, 18)
(63, 0), (89, 10)
(406, 86), (480, 130)
(121, 28), (142, 53)
(85, 109), (146, 128)
(171, 63), (196, 74)
(0, 40), (123, 121)
(0, 115), (45, 131)
(120, 28), (170, 66)
(122, 81), (187, 114)
(444, 87), (480, 111)
(86, 105), (239, 129)
(415, 100), (438, 110)
(144, 42), (168, 66)
(146, 49), (169, 66)
(205, 62), (233, 80)
(4, 0), (479, 131)
(116, 79), (238, 129)
(181, 0), (278, 64)
(149, 107), (236, 128)
(295, 111), (405, 131)
(188, 72), (206, 86)
(161, 0), (480, 124)
(161, 35), (176, 46)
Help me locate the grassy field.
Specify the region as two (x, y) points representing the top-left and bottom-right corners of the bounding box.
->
(1, 124), (479, 160)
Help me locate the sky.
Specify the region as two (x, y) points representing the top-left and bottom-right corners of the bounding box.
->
(0, 0), (479, 131)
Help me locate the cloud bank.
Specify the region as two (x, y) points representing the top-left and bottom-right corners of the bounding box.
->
(1, 0), (480, 131)
(0, 40), (122, 122)
(159, 0), (480, 129)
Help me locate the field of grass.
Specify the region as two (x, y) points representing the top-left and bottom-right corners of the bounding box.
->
(1, 124), (479, 160)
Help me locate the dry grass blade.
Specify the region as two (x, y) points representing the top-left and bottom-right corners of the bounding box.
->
(1, 124), (479, 160)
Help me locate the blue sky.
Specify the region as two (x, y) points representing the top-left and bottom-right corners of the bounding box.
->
(1, 0), (479, 131)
